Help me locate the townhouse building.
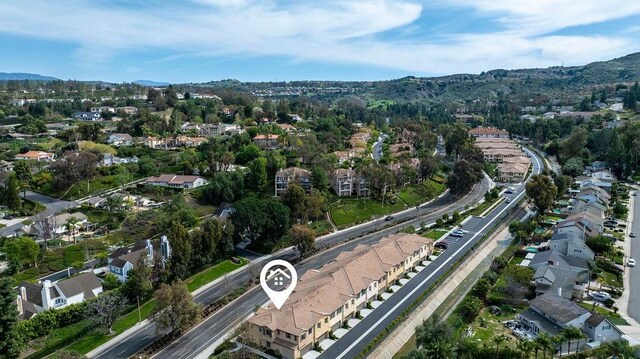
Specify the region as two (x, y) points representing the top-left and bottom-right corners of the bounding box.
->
(245, 233), (433, 359)
(275, 167), (312, 196)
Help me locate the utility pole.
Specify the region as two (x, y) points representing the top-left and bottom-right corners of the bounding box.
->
(137, 295), (142, 324)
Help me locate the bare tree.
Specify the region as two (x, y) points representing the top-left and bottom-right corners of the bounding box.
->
(87, 292), (127, 334)
(32, 209), (56, 248)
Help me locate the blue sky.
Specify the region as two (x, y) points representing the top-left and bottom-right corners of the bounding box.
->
(1, 1), (640, 83)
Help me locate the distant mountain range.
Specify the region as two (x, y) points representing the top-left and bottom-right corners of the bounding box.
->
(0, 72), (60, 81)
(133, 80), (170, 87)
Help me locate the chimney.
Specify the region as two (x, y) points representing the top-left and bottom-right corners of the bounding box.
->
(557, 287), (563, 297)
(41, 280), (52, 310)
(16, 295), (23, 315)
(20, 286), (27, 301)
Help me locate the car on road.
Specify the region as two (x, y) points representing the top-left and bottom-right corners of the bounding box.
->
(2, 215), (14, 220)
(450, 229), (465, 237)
(590, 291), (611, 301)
(629, 258), (636, 267)
(384, 216), (394, 221)
(631, 233), (636, 238)
(505, 198), (512, 203)
(504, 188), (514, 194)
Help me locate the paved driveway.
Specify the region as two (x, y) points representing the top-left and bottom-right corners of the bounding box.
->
(0, 191), (78, 237)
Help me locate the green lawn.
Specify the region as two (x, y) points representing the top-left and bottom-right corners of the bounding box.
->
(397, 180), (446, 207)
(329, 198), (405, 228)
(23, 319), (94, 359)
(580, 303), (628, 326)
(308, 220), (333, 236)
(367, 99), (397, 109)
(422, 230), (448, 240)
(600, 270), (623, 288)
(184, 258), (249, 292)
(66, 299), (157, 354)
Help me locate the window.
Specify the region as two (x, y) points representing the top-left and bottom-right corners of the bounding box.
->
(317, 323), (321, 329)
(286, 333), (291, 339)
(301, 334), (306, 340)
(309, 329), (312, 334)
(266, 342), (271, 348)
(603, 325), (611, 330)
(324, 318), (328, 323)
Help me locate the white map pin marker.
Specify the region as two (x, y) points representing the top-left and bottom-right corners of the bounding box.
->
(260, 259), (297, 310)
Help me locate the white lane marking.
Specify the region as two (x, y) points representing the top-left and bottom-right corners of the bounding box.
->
(333, 152), (540, 359)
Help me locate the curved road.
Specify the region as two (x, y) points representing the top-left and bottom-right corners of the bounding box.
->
(91, 174), (491, 358)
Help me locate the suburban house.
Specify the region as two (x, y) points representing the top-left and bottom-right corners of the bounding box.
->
(73, 111), (102, 121)
(332, 150), (356, 164)
(145, 174), (208, 189)
(116, 106), (139, 115)
(468, 126), (509, 139)
(197, 123), (244, 137)
(547, 232), (595, 260)
(528, 250), (590, 300)
(90, 106), (115, 113)
(330, 169), (369, 197)
(16, 272), (103, 319)
(101, 154), (139, 167)
(253, 134), (280, 150)
(517, 293), (623, 351)
(577, 186), (611, 207)
(496, 162), (529, 182)
(0, 160), (15, 172)
(107, 133), (133, 146)
(349, 130), (372, 148)
(15, 150), (55, 162)
(554, 212), (603, 240)
(245, 233), (433, 359)
(275, 167), (312, 196)
(572, 200), (606, 220)
(591, 170), (617, 183)
(108, 237), (171, 282)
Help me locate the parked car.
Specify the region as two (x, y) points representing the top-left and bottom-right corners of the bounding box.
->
(630, 233), (636, 238)
(384, 216), (394, 221)
(506, 198), (512, 203)
(628, 258), (636, 267)
(590, 291), (611, 301)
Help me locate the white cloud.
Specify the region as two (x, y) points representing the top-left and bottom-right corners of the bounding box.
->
(0, 0), (638, 77)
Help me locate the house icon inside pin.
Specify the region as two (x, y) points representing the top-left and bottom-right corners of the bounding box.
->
(266, 268), (291, 287)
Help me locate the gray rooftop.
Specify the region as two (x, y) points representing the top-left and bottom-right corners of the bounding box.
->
(530, 293), (589, 325)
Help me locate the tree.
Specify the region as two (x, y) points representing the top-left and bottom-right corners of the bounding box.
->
(13, 161), (32, 197)
(440, 123), (469, 157)
(559, 128), (588, 163)
(586, 235), (614, 255)
(151, 281), (202, 334)
(104, 195), (123, 213)
(535, 332), (553, 359)
(281, 183), (306, 222)
(192, 217), (223, 268)
(121, 257), (153, 302)
(553, 175), (572, 198)
(459, 296), (484, 322)
(246, 157), (267, 192)
(526, 174), (557, 213)
(65, 216), (80, 243)
(415, 314), (454, 352)
(167, 221), (192, 280)
(517, 339), (534, 359)
(4, 173), (21, 212)
(87, 292), (126, 334)
(311, 165), (329, 192)
(231, 197), (290, 252)
(472, 277), (491, 301)
(559, 326), (583, 355)
(419, 155), (439, 180)
(0, 277), (20, 358)
(447, 159), (482, 196)
(49, 151), (100, 191)
(290, 225), (315, 255)
(493, 335), (509, 359)
(562, 157), (584, 177)
(3, 237), (40, 271)
(102, 273), (121, 291)
(235, 143), (262, 165)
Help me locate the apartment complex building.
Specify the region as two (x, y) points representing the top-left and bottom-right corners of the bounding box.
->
(474, 137), (531, 182)
(468, 126), (509, 139)
(245, 233), (433, 359)
(330, 168), (369, 197)
(275, 167), (312, 196)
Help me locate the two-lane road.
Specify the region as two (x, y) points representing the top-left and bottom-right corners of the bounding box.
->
(627, 189), (640, 323)
(92, 172), (491, 358)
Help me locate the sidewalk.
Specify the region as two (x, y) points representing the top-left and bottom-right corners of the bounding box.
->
(618, 185), (640, 333)
(369, 216), (515, 358)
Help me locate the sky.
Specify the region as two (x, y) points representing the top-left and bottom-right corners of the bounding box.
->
(1, 0), (640, 83)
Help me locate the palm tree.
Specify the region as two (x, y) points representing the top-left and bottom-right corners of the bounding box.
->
(535, 332), (551, 359)
(560, 326), (583, 356)
(517, 338), (534, 359)
(494, 334), (508, 359)
(552, 334), (564, 358)
(65, 216), (79, 243)
(104, 195), (122, 213)
(573, 329), (587, 356)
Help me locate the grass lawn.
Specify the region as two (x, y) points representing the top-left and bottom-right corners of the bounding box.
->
(308, 220), (333, 236)
(184, 258), (249, 292)
(397, 179), (446, 207)
(66, 299), (157, 354)
(24, 319), (95, 359)
(600, 270), (623, 288)
(580, 303), (628, 326)
(422, 230), (448, 240)
(329, 198), (405, 228)
(367, 99), (397, 109)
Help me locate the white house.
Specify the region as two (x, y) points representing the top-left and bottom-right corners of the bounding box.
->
(145, 174), (208, 189)
(108, 237), (171, 282)
(16, 272), (103, 319)
(107, 133), (133, 146)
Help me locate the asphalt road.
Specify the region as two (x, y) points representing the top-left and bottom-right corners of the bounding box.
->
(0, 191), (78, 237)
(627, 189), (639, 322)
(92, 170), (492, 359)
(372, 133), (387, 161)
(319, 148), (542, 359)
